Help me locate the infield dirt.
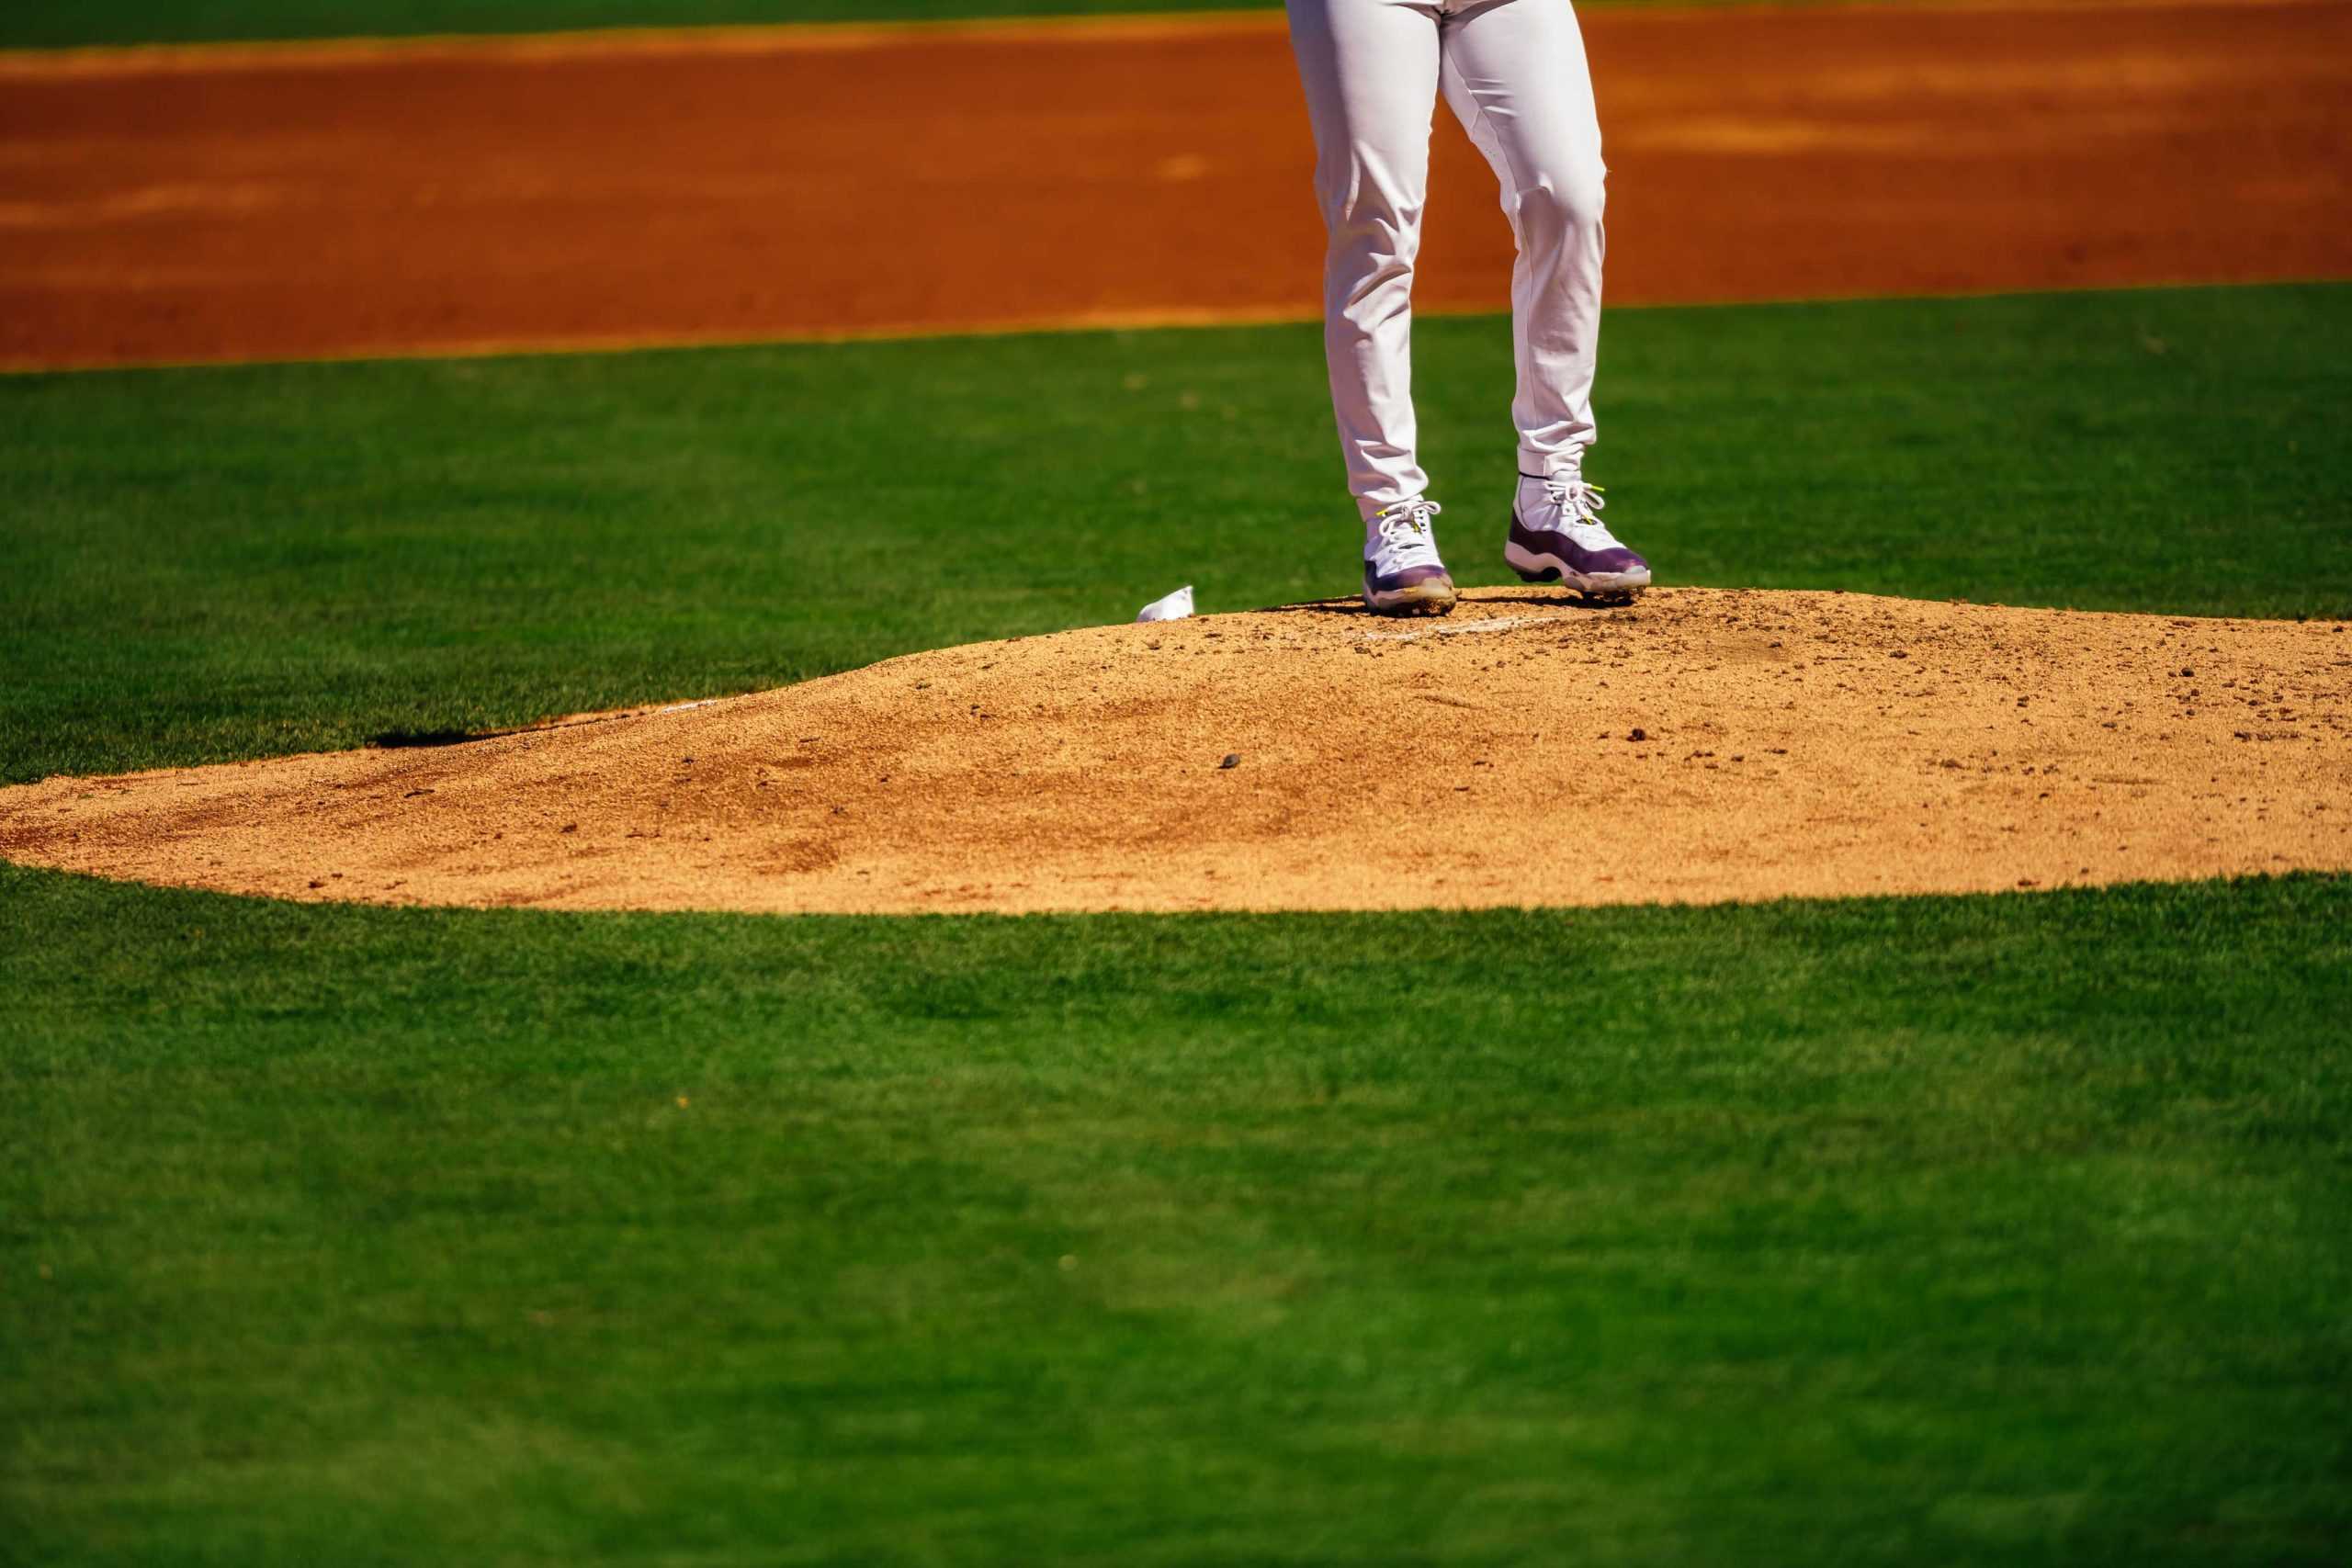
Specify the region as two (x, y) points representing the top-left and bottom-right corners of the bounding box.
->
(5, 0), (2349, 368)
(5, 588), (2346, 914)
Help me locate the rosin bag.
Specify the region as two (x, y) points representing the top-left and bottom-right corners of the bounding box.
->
(1136, 585), (1194, 623)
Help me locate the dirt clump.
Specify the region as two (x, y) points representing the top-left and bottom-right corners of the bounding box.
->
(3, 589), (2346, 914)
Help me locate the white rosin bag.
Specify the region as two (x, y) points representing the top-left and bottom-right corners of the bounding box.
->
(1136, 585), (1194, 623)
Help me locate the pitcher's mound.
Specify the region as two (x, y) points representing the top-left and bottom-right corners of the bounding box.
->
(4, 589), (2346, 914)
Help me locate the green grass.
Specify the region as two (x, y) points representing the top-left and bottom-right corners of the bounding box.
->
(0, 0), (1234, 51)
(0, 0), (1888, 52)
(5, 284), (2351, 1562)
(5, 284), (2348, 786)
(6, 863), (2350, 1564)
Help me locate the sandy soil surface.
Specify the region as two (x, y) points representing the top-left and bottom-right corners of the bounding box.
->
(3, 0), (2347, 369)
(6, 589), (2345, 914)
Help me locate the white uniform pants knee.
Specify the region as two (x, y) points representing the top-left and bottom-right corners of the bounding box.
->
(1285, 0), (1607, 520)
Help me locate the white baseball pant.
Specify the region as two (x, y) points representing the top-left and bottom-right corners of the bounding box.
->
(1284, 0), (1607, 520)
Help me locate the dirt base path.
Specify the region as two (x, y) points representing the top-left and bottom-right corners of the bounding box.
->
(5, 589), (2345, 914)
(4, 0), (2347, 370)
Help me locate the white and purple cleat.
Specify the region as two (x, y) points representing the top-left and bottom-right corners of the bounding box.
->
(1504, 470), (1650, 598)
(1362, 497), (1457, 616)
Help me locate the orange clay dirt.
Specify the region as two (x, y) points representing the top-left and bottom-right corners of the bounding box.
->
(3, 0), (2350, 369)
(5, 590), (2346, 915)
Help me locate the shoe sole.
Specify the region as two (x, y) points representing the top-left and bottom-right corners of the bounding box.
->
(1504, 538), (1651, 599)
(1363, 580), (1458, 616)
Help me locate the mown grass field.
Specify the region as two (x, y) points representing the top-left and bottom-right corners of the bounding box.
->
(6, 283), (2351, 1564)
(6, 285), (2347, 784)
(0, 0), (1852, 51)
(6, 867), (2350, 1564)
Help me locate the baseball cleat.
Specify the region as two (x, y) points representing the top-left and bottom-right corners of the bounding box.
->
(1362, 497), (1457, 616)
(1504, 469), (1650, 596)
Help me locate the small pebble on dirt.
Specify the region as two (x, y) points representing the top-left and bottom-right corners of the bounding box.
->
(1219, 753), (1241, 770)
(1627, 728), (1647, 742)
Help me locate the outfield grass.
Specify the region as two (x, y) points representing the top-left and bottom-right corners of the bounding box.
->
(0, 0), (1869, 52)
(6, 864), (2349, 1564)
(5, 284), (2350, 1562)
(0, 0), (1216, 51)
(4, 285), (2347, 786)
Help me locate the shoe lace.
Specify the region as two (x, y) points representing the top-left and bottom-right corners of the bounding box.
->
(1373, 498), (1443, 564)
(1542, 475), (1623, 547)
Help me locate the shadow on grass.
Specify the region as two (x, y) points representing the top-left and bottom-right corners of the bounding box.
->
(369, 725), (530, 749)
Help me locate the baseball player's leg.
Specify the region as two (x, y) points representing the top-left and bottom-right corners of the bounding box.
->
(1441, 0), (1647, 592)
(1439, 0), (1605, 479)
(1284, 0), (1444, 523)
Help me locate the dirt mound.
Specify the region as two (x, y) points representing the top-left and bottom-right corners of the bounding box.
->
(3, 589), (2346, 914)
